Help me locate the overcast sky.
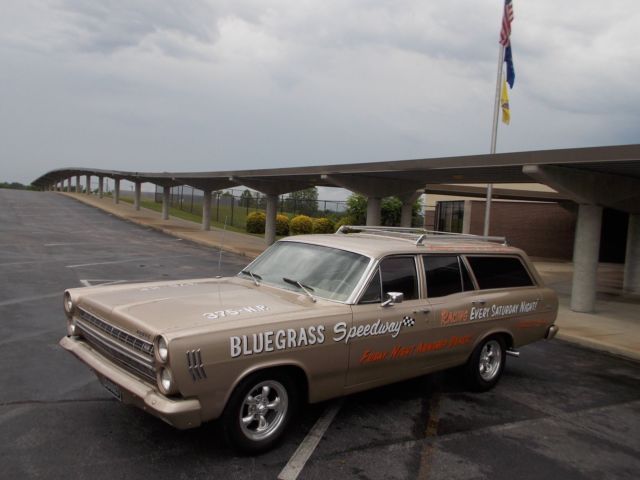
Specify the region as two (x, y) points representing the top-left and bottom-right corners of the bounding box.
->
(1, 0), (638, 186)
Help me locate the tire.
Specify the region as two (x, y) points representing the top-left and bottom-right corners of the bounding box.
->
(464, 336), (506, 392)
(222, 370), (298, 454)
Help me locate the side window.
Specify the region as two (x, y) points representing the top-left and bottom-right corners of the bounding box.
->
(466, 256), (534, 289)
(424, 255), (473, 298)
(359, 269), (382, 304)
(380, 256), (419, 300)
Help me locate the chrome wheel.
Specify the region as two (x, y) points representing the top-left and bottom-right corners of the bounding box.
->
(239, 380), (289, 442)
(478, 340), (502, 381)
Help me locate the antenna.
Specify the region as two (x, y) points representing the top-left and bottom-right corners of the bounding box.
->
(217, 216), (228, 276)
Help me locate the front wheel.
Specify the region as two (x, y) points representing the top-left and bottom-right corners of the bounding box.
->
(222, 371), (298, 453)
(464, 336), (506, 392)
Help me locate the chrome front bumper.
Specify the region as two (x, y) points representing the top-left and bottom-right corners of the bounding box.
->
(60, 335), (202, 429)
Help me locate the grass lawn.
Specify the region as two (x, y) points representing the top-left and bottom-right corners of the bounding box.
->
(119, 197), (260, 235)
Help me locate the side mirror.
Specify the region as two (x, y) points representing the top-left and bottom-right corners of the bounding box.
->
(381, 291), (404, 307)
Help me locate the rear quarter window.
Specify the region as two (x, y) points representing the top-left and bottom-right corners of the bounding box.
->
(466, 256), (534, 290)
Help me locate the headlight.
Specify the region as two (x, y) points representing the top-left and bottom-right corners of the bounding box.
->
(155, 336), (169, 363)
(157, 367), (177, 395)
(63, 291), (74, 317)
(67, 318), (78, 336)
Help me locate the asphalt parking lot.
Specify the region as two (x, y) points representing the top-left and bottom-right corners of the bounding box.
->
(1, 189), (639, 480)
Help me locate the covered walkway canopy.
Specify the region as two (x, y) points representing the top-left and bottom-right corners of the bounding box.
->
(33, 144), (640, 313)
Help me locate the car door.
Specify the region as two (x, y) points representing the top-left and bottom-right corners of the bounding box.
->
(345, 255), (433, 390)
(420, 254), (479, 368)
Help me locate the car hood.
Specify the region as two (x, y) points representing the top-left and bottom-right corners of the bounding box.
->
(70, 277), (329, 339)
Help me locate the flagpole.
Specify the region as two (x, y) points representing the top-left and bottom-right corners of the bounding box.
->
(483, 44), (505, 237)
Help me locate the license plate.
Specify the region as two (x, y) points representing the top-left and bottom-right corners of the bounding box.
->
(101, 377), (122, 401)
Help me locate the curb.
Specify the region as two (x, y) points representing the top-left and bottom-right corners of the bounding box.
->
(556, 332), (640, 363)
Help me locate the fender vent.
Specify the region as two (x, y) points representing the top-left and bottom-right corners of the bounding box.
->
(186, 349), (207, 381)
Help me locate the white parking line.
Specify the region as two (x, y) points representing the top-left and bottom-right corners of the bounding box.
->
(45, 242), (102, 247)
(66, 254), (195, 269)
(0, 293), (60, 307)
(66, 258), (147, 268)
(277, 400), (343, 480)
(79, 279), (126, 287)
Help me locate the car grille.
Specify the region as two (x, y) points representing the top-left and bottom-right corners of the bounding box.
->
(76, 308), (156, 383)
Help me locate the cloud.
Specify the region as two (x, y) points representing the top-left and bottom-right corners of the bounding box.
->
(0, 0), (638, 185)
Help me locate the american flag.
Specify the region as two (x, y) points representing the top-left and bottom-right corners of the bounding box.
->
(499, 0), (514, 47)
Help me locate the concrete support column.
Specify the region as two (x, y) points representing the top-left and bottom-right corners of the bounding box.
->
(162, 186), (170, 220)
(399, 192), (421, 228)
(67, 178), (72, 192)
(98, 177), (104, 198)
(366, 197), (381, 226)
(134, 181), (141, 211)
(623, 213), (640, 294)
(571, 204), (603, 312)
(265, 193), (278, 245)
(202, 190), (212, 231)
(462, 200), (473, 234)
(85, 175), (91, 194)
(400, 202), (413, 228)
(114, 179), (120, 204)
(75, 175), (81, 193)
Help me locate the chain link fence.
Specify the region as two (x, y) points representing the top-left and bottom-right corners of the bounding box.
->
(152, 186), (348, 230)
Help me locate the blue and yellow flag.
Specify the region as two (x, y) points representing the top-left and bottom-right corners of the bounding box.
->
(501, 79), (510, 124)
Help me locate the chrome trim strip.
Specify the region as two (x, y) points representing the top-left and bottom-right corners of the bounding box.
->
(78, 308), (154, 355)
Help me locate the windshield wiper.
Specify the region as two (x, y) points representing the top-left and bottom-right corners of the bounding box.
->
(282, 277), (316, 303)
(240, 270), (262, 286)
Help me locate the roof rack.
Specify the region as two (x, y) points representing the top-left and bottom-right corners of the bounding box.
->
(335, 225), (507, 246)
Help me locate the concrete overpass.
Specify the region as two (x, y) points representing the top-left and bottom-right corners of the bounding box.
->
(32, 143), (640, 313)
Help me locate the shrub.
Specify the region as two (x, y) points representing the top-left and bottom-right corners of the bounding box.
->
(276, 214), (290, 236)
(246, 212), (266, 234)
(289, 215), (313, 235)
(312, 217), (335, 234)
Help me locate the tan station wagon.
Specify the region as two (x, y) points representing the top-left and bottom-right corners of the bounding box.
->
(60, 227), (559, 452)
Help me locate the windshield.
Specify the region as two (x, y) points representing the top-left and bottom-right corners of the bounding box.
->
(240, 241), (371, 302)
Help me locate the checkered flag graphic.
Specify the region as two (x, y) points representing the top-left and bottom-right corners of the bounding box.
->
(402, 316), (415, 327)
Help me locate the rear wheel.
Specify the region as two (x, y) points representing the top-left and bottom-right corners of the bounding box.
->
(465, 336), (506, 392)
(222, 371), (298, 453)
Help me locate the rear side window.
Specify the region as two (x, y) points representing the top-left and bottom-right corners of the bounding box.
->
(466, 256), (534, 289)
(423, 255), (474, 298)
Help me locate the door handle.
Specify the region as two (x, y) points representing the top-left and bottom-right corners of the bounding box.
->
(413, 308), (431, 314)
(472, 299), (487, 306)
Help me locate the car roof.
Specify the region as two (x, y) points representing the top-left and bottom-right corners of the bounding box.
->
(281, 233), (521, 260)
